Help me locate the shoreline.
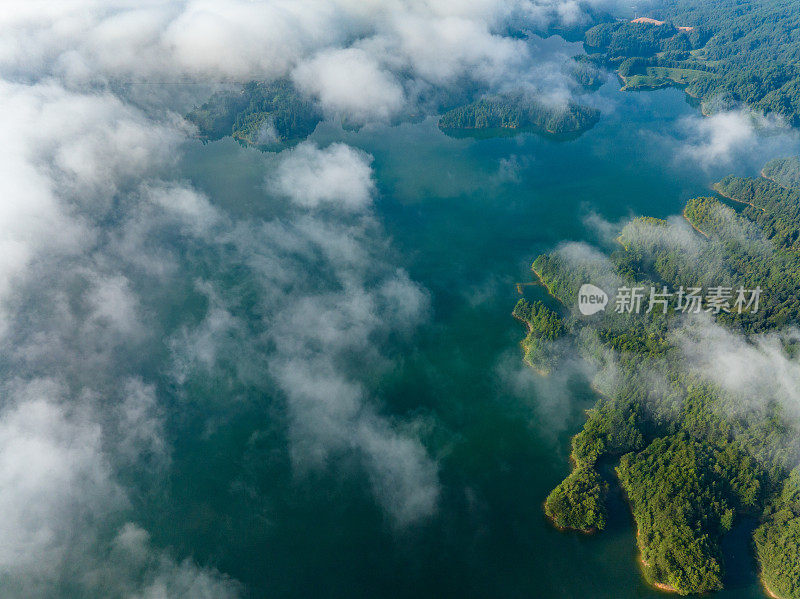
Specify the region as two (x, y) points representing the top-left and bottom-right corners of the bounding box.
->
(530, 263), (566, 307)
(516, 330), (551, 377)
(682, 205), (710, 238)
(530, 254), (675, 596)
(523, 354), (550, 377)
(638, 549), (679, 594)
(510, 309), (552, 377)
(627, 494), (680, 594)
(543, 501), (598, 536)
(713, 183), (766, 212)
(542, 453), (600, 536)
(615, 66), (713, 116)
(761, 576), (782, 599)
(760, 167), (793, 191)
(438, 121), (593, 141)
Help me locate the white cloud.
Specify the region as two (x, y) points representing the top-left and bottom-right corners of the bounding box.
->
(386, 12), (528, 87)
(87, 274), (142, 337)
(356, 416), (440, 525)
(161, 0), (352, 81)
(681, 110), (763, 167)
(676, 108), (798, 169)
(0, 386), (122, 578)
(269, 142), (376, 211)
(157, 154), (438, 528)
(102, 522), (242, 599)
(0, 0), (611, 593)
(144, 184), (222, 235)
(0, 68), (238, 599)
(115, 379), (169, 470)
(293, 47), (406, 122)
(678, 318), (800, 421)
(0, 80), (185, 339)
(0, 0), (598, 119)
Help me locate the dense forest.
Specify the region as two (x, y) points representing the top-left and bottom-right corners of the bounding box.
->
(186, 79), (322, 148)
(188, 82), (600, 146)
(524, 156), (800, 596)
(763, 156), (800, 189)
(544, 464), (608, 532)
(583, 0), (800, 124)
(438, 93), (600, 138)
(531, 4), (613, 43)
(618, 433), (762, 594)
(185, 0), (800, 148)
(512, 299), (565, 373)
(755, 468), (800, 599)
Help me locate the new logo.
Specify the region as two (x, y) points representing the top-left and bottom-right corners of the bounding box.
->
(578, 284), (608, 316)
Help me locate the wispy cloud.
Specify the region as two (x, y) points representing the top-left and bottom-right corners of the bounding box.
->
(0, 0), (623, 594)
(674, 108), (799, 170)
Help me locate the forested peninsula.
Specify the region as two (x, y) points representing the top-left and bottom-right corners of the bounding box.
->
(518, 156), (800, 597)
(438, 93), (600, 139)
(513, 4), (800, 595)
(582, 0), (800, 124)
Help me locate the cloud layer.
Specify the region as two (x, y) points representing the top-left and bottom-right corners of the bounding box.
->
(0, 0), (621, 595)
(0, 0), (610, 122)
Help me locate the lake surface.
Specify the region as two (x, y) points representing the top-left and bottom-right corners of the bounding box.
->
(153, 65), (798, 599)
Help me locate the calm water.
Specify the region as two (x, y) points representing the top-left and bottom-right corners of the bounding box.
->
(148, 70), (798, 598)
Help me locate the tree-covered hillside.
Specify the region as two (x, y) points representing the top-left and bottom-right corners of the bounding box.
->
(523, 156), (800, 596)
(755, 468), (800, 599)
(438, 93), (600, 138)
(584, 0), (800, 124)
(186, 79), (322, 148)
(763, 156), (800, 189)
(512, 299), (565, 374)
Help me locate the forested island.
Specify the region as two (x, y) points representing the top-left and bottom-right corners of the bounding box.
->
(438, 93), (600, 139)
(186, 79), (322, 148)
(518, 155), (800, 597)
(188, 83), (600, 146)
(582, 0), (800, 124)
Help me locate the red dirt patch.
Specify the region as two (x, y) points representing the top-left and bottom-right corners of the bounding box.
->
(630, 17), (694, 31)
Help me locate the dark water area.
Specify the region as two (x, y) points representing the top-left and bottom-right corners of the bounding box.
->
(164, 57), (800, 599)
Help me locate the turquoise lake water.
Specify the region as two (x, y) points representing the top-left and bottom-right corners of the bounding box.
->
(144, 68), (800, 599)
